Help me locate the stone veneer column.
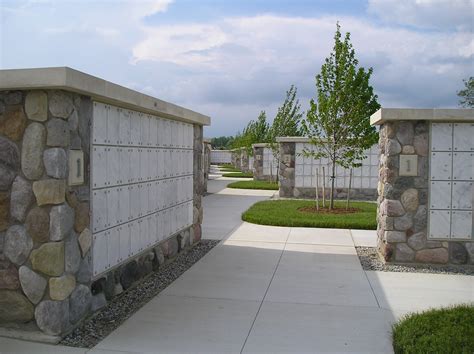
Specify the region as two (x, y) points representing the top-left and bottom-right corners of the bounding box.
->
(278, 141), (295, 197)
(0, 90), (93, 335)
(253, 146), (264, 181)
(240, 150), (249, 172)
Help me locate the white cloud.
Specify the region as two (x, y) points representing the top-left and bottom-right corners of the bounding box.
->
(367, 0), (473, 30)
(131, 14), (472, 107)
(132, 24), (228, 65)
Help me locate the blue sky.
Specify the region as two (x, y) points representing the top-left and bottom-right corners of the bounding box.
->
(1, 0), (472, 137)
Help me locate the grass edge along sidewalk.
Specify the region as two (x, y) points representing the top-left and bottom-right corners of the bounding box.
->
(392, 304), (474, 354)
(242, 199), (377, 229)
(222, 172), (254, 178)
(227, 180), (279, 190)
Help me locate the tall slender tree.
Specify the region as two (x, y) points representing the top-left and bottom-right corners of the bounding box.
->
(303, 23), (380, 209)
(268, 85), (304, 181)
(231, 110), (270, 153)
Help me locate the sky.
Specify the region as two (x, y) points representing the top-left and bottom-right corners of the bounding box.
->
(0, 0), (473, 137)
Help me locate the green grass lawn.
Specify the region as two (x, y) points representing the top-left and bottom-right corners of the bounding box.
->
(242, 200), (376, 229)
(219, 167), (241, 172)
(222, 172), (254, 178)
(227, 180), (279, 190)
(392, 304), (474, 354)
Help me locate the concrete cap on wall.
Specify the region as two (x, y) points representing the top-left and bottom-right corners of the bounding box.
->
(0, 67), (211, 126)
(370, 108), (474, 125)
(251, 143), (271, 148)
(276, 137), (311, 143)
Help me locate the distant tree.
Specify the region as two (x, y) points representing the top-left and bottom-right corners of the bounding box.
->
(210, 136), (234, 149)
(457, 77), (474, 108)
(232, 111), (270, 153)
(267, 85), (304, 180)
(303, 23), (380, 209)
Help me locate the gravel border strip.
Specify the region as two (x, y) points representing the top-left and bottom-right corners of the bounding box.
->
(60, 240), (220, 349)
(356, 247), (474, 275)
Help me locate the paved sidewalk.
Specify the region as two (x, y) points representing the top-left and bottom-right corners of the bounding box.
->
(91, 222), (472, 353)
(2, 173), (472, 353)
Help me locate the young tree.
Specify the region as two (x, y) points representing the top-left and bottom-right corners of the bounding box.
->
(231, 111), (269, 153)
(303, 23), (380, 209)
(268, 85), (304, 181)
(457, 77), (474, 108)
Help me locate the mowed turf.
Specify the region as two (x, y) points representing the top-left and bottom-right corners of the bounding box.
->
(242, 200), (376, 229)
(392, 305), (474, 354)
(222, 172), (254, 178)
(227, 180), (279, 190)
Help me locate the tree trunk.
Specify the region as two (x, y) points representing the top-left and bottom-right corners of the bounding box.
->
(276, 158), (280, 183)
(330, 161), (336, 210)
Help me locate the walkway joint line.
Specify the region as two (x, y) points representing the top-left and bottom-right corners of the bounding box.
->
(349, 230), (381, 308)
(239, 228), (291, 353)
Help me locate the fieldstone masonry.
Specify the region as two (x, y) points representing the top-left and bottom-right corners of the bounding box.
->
(372, 109), (474, 266)
(252, 145), (267, 181)
(231, 149), (241, 170)
(279, 141), (296, 197)
(202, 140), (211, 192)
(0, 68), (210, 339)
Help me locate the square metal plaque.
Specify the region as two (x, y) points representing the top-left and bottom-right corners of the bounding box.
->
(399, 155), (418, 176)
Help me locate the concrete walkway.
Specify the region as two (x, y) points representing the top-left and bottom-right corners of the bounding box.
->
(1, 168), (473, 353)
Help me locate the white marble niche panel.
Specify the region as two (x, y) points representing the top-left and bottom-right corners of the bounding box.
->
(150, 116), (158, 147)
(139, 218), (149, 250)
(452, 152), (473, 181)
(149, 213), (158, 245)
(430, 152), (452, 180)
(140, 114), (150, 147)
(129, 221), (140, 256)
(107, 106), (120, 145)
(452, 182), (472, 210)
(130, 148), (140, 183)
(108, 227), (120, 269)
(106, 187), (120, 228)
(119, 148), (130, 185)
(92, 190), (107, 233)
(431, 123), (452, 151)
(118, 186), (129, 224)
(453, 123), (474, 152)
(93, 102), (108, 144)
(430, 181), (452, 210)
(130, 111), (141, 146)
(92, 146), (107, 188)
(129, 185), (139, 220)
(119, 109), (130, 145)
(451, 211), (472, 239)
(156, 118), (164, 147)
(93, 231), (108, 277)
(107, 147), (120, 186)
(429, 210), (451, 239)
(119, 225), (130, 262)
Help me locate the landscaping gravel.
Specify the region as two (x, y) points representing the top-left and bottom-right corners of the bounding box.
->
(60, 240), (220, 349)
(357, 247), (473, 275)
